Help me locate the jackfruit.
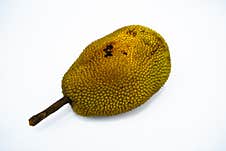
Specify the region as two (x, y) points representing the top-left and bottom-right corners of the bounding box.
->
(29, 25), (171, 126)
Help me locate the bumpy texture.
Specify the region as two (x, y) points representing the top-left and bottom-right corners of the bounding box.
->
(62, 25), (171, 116)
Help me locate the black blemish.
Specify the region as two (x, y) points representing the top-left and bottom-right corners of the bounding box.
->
(122, 52), (127, 55)
(126, 29), (137, 37)
(140, 30), (146, 33)
(104, 44), (113, 51)
(104, 53), (113, 57)
(120, 50), (128, 56)
(103, 44), (113, 57)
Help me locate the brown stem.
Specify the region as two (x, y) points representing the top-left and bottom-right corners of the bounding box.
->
(29, 96), (71, 126)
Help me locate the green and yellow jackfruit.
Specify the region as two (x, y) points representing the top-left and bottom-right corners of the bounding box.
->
(29, 25), (171, 126)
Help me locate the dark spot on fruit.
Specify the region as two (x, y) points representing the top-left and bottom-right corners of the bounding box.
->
(126, 29), (137, 37)
(104, 53), (113, 57)
(104, 44), (113, 51)
(103, 44), (113, 57)
(121, 50), (128, 56)
(140, 30), (146, 33)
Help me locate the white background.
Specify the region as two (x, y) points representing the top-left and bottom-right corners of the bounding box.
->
(0, 0), (226, 150)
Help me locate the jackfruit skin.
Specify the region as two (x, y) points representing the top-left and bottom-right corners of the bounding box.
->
(62, 25), (171, 116)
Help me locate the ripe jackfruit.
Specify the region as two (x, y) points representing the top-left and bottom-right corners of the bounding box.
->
(29, 25), (171, 126)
